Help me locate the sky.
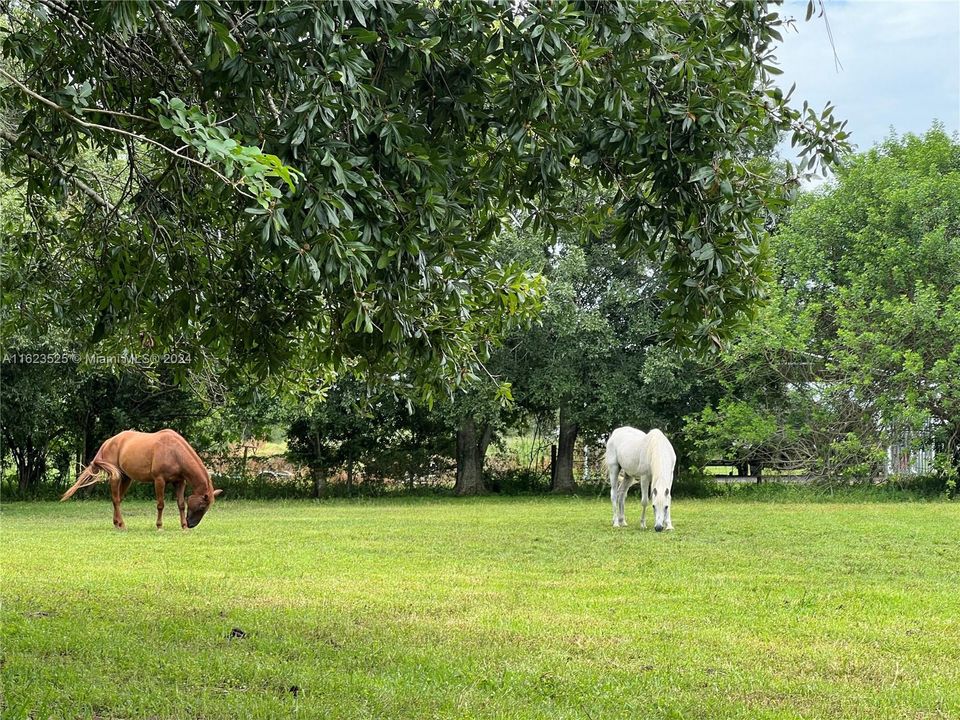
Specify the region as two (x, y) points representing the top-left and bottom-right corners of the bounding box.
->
(773, 0), (960, 174)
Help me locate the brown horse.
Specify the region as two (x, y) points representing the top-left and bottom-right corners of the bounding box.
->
(61, 429), (222, 530)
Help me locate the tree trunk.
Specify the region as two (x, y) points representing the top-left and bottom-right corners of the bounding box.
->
(81, 409), (97, 466)
(948, 426), (960, 476)
(455, 418), (490, 495)
(552, 405), (578, 493)
(53, 449), (70, 489)
(312, 467), (326, 498)
(13, 443), (46, 494)
(346, 460), (354, 496)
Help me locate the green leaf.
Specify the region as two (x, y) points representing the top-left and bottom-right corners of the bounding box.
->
(344, 28), (378, 43)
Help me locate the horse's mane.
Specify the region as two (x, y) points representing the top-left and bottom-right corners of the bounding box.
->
(646, 429), (676, 487)
(170, 435), (213, 494)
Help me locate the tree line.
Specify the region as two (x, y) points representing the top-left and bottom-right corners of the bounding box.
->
(3, 2), (955, 495)
(288, 128), (960, 496)
(4, 127), (959, 496)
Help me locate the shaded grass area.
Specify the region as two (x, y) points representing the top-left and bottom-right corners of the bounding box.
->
(677, 475), (956, 502)
(6, 468), (952, 502)
(2, 497), (959, 719)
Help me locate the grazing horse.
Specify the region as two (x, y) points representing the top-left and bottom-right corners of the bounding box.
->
(61, 429), (222, 530)
(605, 426), (676, 531)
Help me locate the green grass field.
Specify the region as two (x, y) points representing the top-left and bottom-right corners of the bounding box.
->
(2, 497), (958, 719)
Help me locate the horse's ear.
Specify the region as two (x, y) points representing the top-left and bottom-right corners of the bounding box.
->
(213, 488), (224, 497)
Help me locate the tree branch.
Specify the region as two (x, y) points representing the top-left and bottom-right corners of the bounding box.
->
(265, 91), (281, 123)
(0, 66), (250, 198)
(148, 0), (204, 82)
(0, 127), (116, 211)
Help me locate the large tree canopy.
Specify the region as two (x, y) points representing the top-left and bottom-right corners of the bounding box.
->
(510, 225), (714, 489)
(780, 127), (960, 469)
(0, 0), (846, 397)
(688, 126), (960, 479)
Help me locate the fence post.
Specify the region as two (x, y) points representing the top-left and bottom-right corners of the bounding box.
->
(550, 444), (557, 488)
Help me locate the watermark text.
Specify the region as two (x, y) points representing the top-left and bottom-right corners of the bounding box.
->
(2, 350), (192, 365)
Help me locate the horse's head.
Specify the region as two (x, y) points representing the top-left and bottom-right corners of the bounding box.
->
(651, 484), (671, 532)
(186, 487), (223, 528)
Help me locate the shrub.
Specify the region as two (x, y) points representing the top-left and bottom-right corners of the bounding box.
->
(484, 468), (551, 495)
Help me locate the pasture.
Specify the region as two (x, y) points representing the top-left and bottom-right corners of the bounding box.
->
(2, 497), (958, 720)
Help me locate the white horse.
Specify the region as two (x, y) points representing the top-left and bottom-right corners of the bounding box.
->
(605, 426), (676, 531)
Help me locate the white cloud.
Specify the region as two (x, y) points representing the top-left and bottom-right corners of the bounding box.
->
(774, 0), (959, 174)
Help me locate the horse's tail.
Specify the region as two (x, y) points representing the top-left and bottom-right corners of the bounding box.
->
(60, 460), (122, 501)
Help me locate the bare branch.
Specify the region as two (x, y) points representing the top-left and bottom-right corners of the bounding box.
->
(148, 0), (204, 82)
(81, 107), (158, 125)
(265, 92), (281, 123)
